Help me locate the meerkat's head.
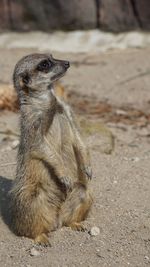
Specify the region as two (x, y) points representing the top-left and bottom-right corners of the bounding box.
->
(13, 53), (70, 98)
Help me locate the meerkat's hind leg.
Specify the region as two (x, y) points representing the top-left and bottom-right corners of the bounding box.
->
(60, 183), (93, 232)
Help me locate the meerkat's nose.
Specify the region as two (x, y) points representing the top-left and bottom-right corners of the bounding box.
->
(64, 61), (70, 69)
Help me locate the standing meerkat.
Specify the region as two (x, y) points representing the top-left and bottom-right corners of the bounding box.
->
(10, 53), (93, 246)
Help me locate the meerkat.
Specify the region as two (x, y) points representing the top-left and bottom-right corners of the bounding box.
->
(10, 53), (93, 246)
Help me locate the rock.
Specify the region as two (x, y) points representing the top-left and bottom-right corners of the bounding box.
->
(1, 1), (150, 33)
(89, 226), (100, 236)
(144, 255), (149, 260)
(135, 0), (150, 30)
(80, 119), (114, 154)
(115, 109), (127, 116)
(0, 1), (25, 31)
(30, 247), (40, 257)
(98, 0), (138, 32)
(131, 157), (140, 162)
(0, 0), (96, 31)
(11, 140), (19, 149)
(51, 0), (97, 30)
(123, 156), (140, 162)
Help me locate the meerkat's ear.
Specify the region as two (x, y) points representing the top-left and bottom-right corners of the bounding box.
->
(19, 72), (31, 89)
(22, 72), (30, 85)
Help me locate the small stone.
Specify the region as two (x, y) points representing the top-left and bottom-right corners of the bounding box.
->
(89, 226), (100, 236)
(144, 255), (149, 261)
(115, 109), (127, 116)
(30, 247), (40, 256)
(11, 140), (19, 149)
(131, 157), (140, 162)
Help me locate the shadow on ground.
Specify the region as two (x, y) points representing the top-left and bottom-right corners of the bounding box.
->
(0, 176), (12, 226)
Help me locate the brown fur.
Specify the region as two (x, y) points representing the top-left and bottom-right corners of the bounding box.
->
(10, 53), (93, 245)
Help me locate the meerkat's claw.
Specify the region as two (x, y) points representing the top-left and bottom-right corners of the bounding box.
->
(69, 222), (87, 232)
(34, 234), (51, 247)
(83, 166), (92, 180)
(60, 176), (73, 192)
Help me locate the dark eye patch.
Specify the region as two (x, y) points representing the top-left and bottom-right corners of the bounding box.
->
(37, 60), (52, 72)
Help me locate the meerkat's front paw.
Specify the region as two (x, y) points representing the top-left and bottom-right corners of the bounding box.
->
(83, 165), (92, 180)
(60, 176), (73, 192)
(68, 222), (87, 232)
(34, 233), (51, 247)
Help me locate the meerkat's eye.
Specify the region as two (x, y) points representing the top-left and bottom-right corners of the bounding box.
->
(37, 60), (52, 72)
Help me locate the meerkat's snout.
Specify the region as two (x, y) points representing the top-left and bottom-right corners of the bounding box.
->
(50, 58), (70, 82)
(63, 61), (70, 69)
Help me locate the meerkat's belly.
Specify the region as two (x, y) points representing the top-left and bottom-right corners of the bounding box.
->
(46, 113), (78, 180)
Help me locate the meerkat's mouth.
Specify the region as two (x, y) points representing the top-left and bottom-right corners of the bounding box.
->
(51, 70), (66, 82)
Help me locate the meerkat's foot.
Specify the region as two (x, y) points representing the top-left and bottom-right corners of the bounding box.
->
(34, 233), (51, 247)
(69, 222), (86, 232)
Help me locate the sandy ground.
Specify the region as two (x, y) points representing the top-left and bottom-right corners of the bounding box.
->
(0, 47), (150, 267)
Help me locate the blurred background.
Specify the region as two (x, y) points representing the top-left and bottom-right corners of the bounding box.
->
(0, 0), (150, 32)
(0, 0), (150, 53)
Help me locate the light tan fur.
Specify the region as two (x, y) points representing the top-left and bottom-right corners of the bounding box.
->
(10, 53), (93, 246)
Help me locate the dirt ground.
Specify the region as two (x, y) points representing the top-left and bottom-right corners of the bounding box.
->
(0, 47), (150, 267)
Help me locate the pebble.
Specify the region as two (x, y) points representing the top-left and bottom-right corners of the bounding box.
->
(131, 157), (140, 162)
(89, 226), (100, 236)
(30, 247), (40, 257)
(115, 109), (127, 116)
(123, 156), (140, 162)
(11, 140), (19, 149)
